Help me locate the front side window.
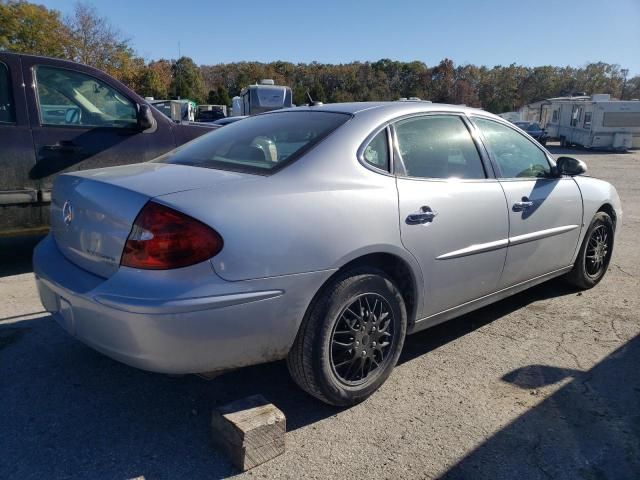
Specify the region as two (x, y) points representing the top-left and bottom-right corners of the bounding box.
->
(394, 115), (485, 179)
(473, 117), (551, 178)
(584, 112), (592, 128)
(552, 110), (558, 122)
(362, 129), (390, 171)
(0, 62), (15, 124)
(35, 66), (137, 128)
(156, 111), (350, 174)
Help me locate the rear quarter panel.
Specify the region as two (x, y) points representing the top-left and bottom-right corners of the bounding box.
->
(155, 116), (421, 284)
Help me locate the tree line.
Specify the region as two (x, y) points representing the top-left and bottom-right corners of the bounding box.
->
(2, 0), (639, 113)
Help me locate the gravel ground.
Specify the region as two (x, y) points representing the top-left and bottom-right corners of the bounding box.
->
(1, 145), (639, 480)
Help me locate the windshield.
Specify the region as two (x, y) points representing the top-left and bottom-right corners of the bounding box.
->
(155, 111), (350, 174)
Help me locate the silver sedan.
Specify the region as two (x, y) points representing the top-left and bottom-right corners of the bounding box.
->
(34, 102), (622, 406)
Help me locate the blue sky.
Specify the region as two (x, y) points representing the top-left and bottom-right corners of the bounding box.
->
(42, 0), (640, 74)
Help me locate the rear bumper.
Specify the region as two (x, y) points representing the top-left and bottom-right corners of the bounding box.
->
(34, 235), (333, 374)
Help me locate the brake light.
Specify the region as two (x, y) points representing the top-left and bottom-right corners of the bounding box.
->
(121, 202), (223, 269)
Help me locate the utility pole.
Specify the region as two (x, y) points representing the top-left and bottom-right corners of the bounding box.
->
(177, 41), (182, 100)
(621, 68), (629, 100)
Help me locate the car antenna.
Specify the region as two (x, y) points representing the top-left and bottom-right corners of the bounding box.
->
(306, 90), (323, 107)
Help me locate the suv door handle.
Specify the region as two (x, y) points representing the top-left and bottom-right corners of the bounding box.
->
(42, 141), (81, 153)
(513, 198), (534, 212)
(406, 206), (437, 225)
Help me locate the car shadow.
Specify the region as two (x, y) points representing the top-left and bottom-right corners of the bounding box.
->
(0, 235), (43, 276)
(400, 279), (579, 365)
(0, 277), (582, 479)
(441, 334), (640, 479)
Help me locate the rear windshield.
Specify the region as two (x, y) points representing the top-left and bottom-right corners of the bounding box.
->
(156, 111), (350, 174)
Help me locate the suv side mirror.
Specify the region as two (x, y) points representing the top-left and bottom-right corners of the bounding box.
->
(137, 104), (155, 131)
(556, 156), (587, 176)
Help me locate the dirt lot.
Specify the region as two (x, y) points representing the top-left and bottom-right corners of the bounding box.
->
(1, 144), (639, 480)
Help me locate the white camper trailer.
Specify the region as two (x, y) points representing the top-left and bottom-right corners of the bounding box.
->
(233, 79), (293, 116)
(543, 94), (640, 151)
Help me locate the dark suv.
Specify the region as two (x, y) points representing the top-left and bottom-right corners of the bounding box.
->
(0, 52), (216, 236)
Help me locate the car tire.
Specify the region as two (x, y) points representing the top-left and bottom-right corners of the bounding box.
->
(287, 268), (407, 406)
(565, 212), (614, 289)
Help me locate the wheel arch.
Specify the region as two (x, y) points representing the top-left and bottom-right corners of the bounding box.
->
(302, 251), (422, 332)
(597, 202), (617, 230)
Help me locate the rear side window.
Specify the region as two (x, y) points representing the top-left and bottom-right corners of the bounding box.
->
(34, 66), (137, 128)
(157, 111), (350, 174)
(394, 115), (486, 179)
(0, 62), (15, 124)
(362, 129), (390, 171)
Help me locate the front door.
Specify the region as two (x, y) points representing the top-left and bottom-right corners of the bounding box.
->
(394, 114), (510, 318)
(472, 116), (582, 288)
(21, 57), (175, 202)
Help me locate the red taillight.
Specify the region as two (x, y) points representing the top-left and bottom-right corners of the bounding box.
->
(121, 202), (223, 270)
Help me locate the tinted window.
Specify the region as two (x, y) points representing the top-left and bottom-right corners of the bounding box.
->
(0, 62), (15, 124)
(395, 115), (485, 179)
(362, 129), (390, 171)
(474, 117), (550, 178)
(157, 111), (349, 173)
(35, 66), (137, 128)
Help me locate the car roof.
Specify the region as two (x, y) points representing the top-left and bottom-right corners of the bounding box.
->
(278, 101), (485, 117)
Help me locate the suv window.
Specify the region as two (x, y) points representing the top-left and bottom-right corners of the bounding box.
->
(394, 115), (485, 179)
(35, 66), (137, 128)
(474, 117), (551, 178)
(362, 129), (390, 171)
(0, 62), (15, 124)
(157, 111), (350, 174)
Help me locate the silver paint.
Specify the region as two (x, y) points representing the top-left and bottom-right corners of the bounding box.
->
(33, 101), (622, 374)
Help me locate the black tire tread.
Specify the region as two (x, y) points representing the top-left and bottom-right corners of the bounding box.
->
(565, 211), (613, 289)
(287, 267), (405, 405)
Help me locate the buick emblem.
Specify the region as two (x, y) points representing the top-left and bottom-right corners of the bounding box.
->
(62, 201), (74, 226)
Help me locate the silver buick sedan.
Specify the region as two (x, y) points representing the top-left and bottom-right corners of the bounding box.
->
(34, 102), (622, 406)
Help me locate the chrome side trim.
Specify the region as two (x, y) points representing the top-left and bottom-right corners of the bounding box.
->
(94, 290), (284, 314)
(509, 224), (579, 246)
(436, 224), (579, 260)
(409, 265), (573, 334)
(436, 238), (509, 260)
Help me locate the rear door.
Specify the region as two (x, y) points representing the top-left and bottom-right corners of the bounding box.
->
(20, 56), (176, 202)
(394, 113), (510, 318)
(0, 54), (41, 232)
(471, 116), (582, 288)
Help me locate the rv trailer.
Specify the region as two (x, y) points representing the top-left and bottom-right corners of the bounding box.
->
(233, 79), (293, 116)
(542, 94), (640, 151)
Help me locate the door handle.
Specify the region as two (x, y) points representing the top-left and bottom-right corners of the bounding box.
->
(513, 197), (534, 212)
(42, 141), (81, 153)
(406, 206), (437, 225)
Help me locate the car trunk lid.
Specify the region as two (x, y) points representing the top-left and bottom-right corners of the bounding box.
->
(50, 163), (253, 278)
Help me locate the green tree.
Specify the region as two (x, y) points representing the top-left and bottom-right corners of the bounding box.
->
(0, 0), (71, 57)
(170, 56), (205, 103)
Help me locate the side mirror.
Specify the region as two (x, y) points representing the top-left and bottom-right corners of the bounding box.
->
(137, 104), (155, 130)
(556, 156), (587, 176)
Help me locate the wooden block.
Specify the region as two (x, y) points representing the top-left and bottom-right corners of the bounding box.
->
(211, 394), (286, 471)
